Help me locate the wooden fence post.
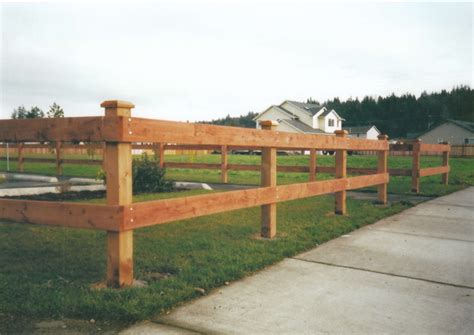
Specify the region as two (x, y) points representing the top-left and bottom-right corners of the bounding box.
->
(154, 143), (165, 168)
(18, 143), (24, 172)
(377, 135), (388, 204)
(335, 130), (348, 215)
(442, 142), (449, 185)
(260, 120), (278, 238)
(411, 139), (421, 193)
(101, 100), (135, 288)
(221, 145), (228, 183)
(309, 148), (317, 182)
(55, 141), (63, 175)
(102, 142), (107, 172)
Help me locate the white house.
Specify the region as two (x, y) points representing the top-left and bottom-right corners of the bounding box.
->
(253, 100), (344, 135)
(343, 125), (381, 140)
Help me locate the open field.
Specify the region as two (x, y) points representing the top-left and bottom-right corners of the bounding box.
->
(1, 153), (473, 196)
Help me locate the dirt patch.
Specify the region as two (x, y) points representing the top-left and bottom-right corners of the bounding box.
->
(3, 190), (106, 201)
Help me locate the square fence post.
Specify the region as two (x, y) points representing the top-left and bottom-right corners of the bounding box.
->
(335, 130), (348, 215)
(154, 143), (165, 168)
(411, 139), (421, 193)
(18, 143), (24, 172)
(309, 148), (317, 182)
(101, 100), (135, 288)
(377, 135), (388, 204)
(55, 141), (63, 176)
(221, 145), (228, 183)
(442, 142), (449, 185)
(260, 120), (278, 238)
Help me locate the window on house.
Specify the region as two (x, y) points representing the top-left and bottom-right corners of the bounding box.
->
(465, 138), (474, 144)
(437, 138), (444, 144)
(328, 119), (334, 127)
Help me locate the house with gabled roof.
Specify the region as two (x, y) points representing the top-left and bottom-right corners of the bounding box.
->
(343, 125), (381, 140)
(418, 119), (474, 144)
(253, 100), (345, 135)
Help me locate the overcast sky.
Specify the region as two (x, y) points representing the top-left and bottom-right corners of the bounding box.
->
(0, 1), (472, 121)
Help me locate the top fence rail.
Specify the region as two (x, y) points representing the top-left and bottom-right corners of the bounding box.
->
(0, 116), (388, 151)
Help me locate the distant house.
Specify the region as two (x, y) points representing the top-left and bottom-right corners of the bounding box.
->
(253, 100), (344, 135)
(343, 125), (381, 140)
(418, 119), (474, 144)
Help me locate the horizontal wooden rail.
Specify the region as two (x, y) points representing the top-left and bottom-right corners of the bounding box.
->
(419, 143), (450, 153)
(418, 166), (450, 177)
(123, 173), (388, 230)
(0, 199), (122, 231)
(0, 157), (102, 166)
(120, 118), (388, 151)
(0, 117), (123, 142)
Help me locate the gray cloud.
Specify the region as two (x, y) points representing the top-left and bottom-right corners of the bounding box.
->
(1, 2), (472, 120)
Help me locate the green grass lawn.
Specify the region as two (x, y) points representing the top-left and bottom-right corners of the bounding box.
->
(1, 153), (473, 196)
(0, 190), (411, 323)
(0, 153), (473, 325)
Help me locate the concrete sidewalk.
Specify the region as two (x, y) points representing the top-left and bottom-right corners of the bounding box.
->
(123, 188), (474, 334)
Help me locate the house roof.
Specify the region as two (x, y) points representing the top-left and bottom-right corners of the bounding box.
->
(446, 119), (474, 133)
(252, 105), (298, 121)
(343, 125), (379, 134)
(281, 119), (326, 134)
(284, 100), (323, 116)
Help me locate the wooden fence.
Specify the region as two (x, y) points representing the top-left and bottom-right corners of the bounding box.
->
(1, 137), (450, 196)
(0, 100), (398, 288)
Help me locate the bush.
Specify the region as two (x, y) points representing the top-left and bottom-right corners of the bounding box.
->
(96, 153), (174, 194)
(132, 153), (174, 194)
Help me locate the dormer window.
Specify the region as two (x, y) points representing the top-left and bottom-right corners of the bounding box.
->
(328, 119), (334, 127)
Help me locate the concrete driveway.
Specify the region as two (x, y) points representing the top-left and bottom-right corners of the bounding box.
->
(123, 187), (474, 334)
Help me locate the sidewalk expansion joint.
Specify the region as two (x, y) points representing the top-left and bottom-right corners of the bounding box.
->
(369, 228), (474, 243)
(427, 202), (474, 209)
(290, 257), (474, 290)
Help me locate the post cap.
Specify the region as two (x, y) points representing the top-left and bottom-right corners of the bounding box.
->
(378, 134), (389, 140)
(259, 120), (279, 127)
(334, 130), (349, 136)
(100, 100), (135, 109)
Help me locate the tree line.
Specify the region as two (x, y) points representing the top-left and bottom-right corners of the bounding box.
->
(203, 85), (473, 138)
(11, 103), (64, 119)
(320, 85), (473, 138)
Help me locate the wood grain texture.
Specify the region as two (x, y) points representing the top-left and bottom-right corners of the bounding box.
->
(411, 140), (421, 193)
(121, 117), (388, 150)
(260, 121), (277, 238)
(419, 166), (450, 177)
(335, 130), (348, 215)
(419, 143), (450, 153)
(309, 148), (316, 182)
(377, 135), (389, 204)
(0, 117), (122, 142)
(124, 173), (388, 230)
(442, 151), (449, 185)
(0, 199), (121, 231)
(221, 145), (228, 183)
(103, 102), (134, 288)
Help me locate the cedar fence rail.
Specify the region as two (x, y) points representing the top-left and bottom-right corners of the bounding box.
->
(2, 141), (450, 195)
(0, 100), (448, 287)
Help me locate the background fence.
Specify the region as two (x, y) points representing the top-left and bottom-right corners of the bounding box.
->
(1, 140), (450, 194)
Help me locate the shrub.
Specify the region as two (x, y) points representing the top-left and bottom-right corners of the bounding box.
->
(96, 153), (174, 194)
(132, 153), (174, 194)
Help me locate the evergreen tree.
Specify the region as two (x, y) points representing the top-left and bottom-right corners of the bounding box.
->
(47, 102), (65, 118)
(11, 106), (44, 119)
